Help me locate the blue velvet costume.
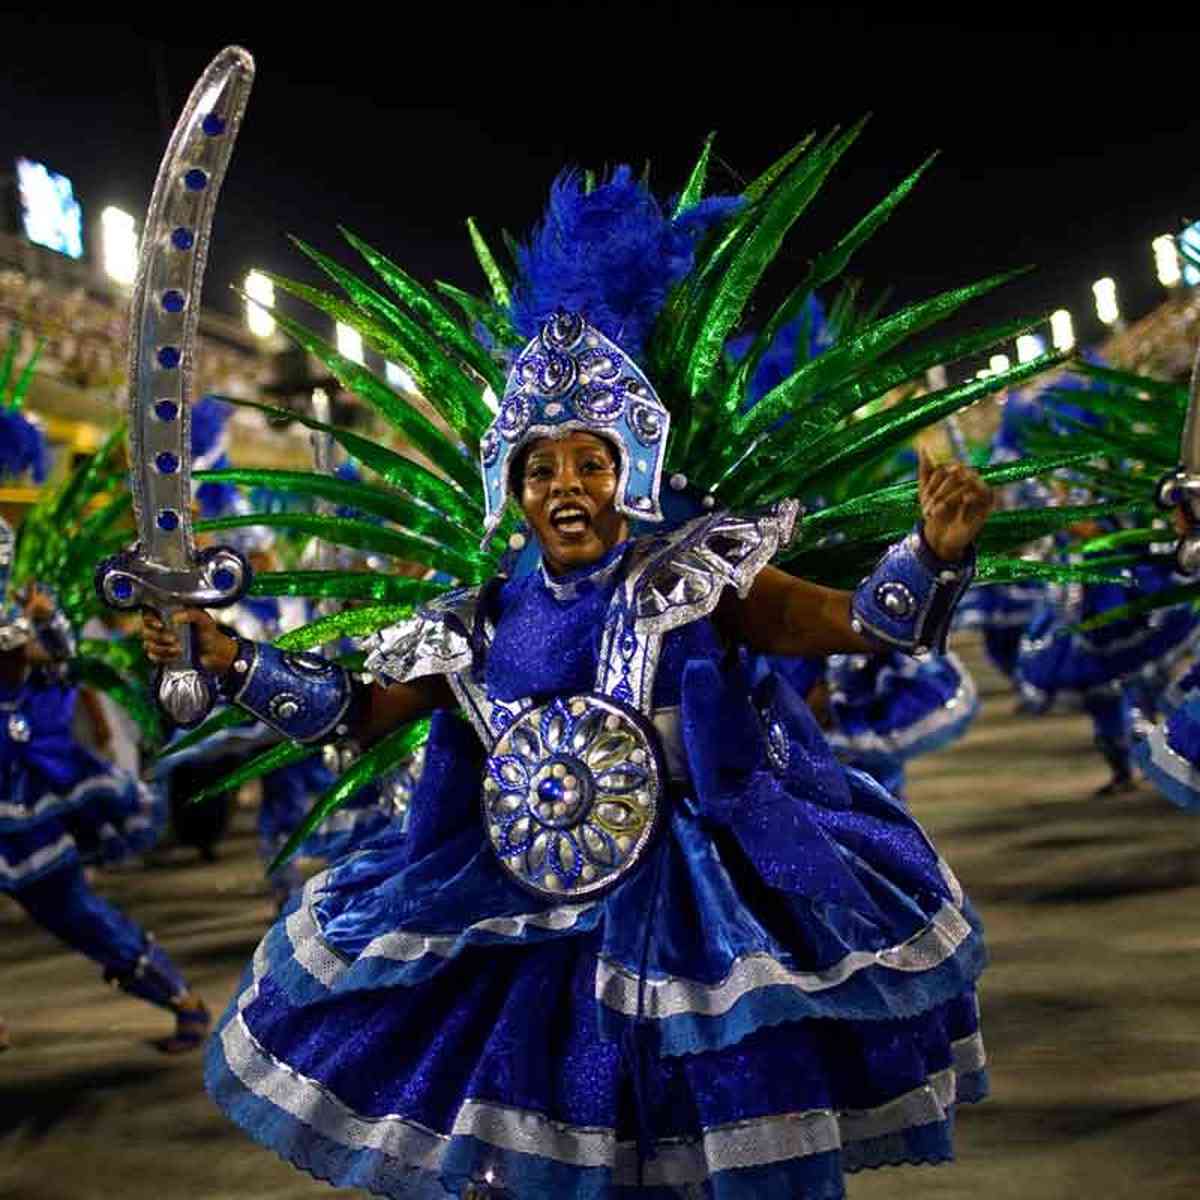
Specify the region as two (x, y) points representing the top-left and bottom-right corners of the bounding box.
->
(0, 662), (199, 1013)
(1134, 661), (1200, 812)
(823, 652), (978, 799)
(1015, 562), (1200, 781)
(206, 511), (988, 1198)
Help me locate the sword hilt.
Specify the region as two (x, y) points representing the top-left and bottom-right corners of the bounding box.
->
(95, 544), (252, 727)
(154, 605), (217, 728)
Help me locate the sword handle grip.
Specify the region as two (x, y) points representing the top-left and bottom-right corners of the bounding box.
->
(154, 604), (218, 728)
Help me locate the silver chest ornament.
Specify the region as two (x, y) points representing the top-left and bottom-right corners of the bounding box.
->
(8, 714), (31, 743)
(482, 694), (663, 900)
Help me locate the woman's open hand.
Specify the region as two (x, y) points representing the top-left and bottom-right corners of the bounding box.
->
(918, 452), (994, 562)
(142, 609), (237, 675)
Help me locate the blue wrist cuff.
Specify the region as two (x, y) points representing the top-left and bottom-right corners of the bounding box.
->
(850, 525), (975, 655)
(227, 640), (353, 743)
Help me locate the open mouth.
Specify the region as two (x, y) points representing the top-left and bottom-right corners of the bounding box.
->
(549, 504), (591, 536)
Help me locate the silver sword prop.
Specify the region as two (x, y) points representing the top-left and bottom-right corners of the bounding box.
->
(1156, 339), (1200, 574)
(96, 46), (256, 726)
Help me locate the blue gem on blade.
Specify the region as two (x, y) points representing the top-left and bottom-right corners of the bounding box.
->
(171, 227), (194, 251)
(156, 510), (180, 531)
(201, 113), (226, 136)
(184, 169), (208, 191)
(154, 400), (178, 422)
(155, 452), (179, 475)
(212, 567), (236, 592)
(162, 290), (185, 313)
(112, 577), (134, 601)
(157, 346), (181, 369)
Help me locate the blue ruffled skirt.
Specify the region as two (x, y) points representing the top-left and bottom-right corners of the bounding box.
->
(1135, 664), (1200, 812)
(206, 663), (987, 1198)
(0, 737), (163, 894)
(1016, 571), (1200, 711)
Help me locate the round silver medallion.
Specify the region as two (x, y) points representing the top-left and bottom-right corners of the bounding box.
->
(482, 694), (663, 900)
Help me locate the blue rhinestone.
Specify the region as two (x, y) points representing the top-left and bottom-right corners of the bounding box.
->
(157, 346), (180, 369)
(154, 400), (178, 422)
(184, 169), (208, 191)
(112, 576), (134, 600)
(212, 567), (236, 592)
(161, 289), (185, 313)
(156, 509), (180, 531)
(537, 777), (564, 804)
(171, 227), (194, 251)
(155, 452), (179, 475)
(201, 113), (226, 136)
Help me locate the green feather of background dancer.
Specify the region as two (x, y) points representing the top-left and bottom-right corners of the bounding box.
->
(241, 298), (480, 495)
(0, 324), (19, 401)
(3, 334), (45, 409)
(196, 467), (481, 555)
(208, 396), (482, 525)
(189, 740), (320, 806)
(195, 513), (491, 583)
(270, 719), (431, 872)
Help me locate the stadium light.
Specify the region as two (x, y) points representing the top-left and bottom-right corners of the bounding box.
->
(1153, 235), (1182, 288)
(385, 361), (414, 391)
(244, 271), (275, 338)
(336, 322), (364, 365)
(1016, 333), (1045, 364)
(1050, 309), (1075, 351)
(989, 354), (1011, 375)
(100, 206), (137, 286)
(1092, 277), (1120, 326)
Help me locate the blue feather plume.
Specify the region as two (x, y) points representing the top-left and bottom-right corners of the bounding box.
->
(0, 408), (48, 482)
(508, 166), (742, 357)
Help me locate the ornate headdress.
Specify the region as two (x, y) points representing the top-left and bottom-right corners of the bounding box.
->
(481, 310), (670, 545)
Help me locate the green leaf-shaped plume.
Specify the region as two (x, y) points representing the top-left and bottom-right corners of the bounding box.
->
(190, 740), (320, 806)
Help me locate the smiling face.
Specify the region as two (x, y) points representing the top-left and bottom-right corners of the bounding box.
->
(518, 431), (629, 575)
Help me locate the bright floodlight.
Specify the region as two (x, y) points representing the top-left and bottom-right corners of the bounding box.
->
(385, 361), (414, 391)
(336, 322), (364, 365)
(1153, 235), (1182, 287)
(975, 368), (992, 381)
(989, 354), (1011, 375)
(100, 206), (137, 286)
(1016, 333), (1046, 364)
(1050, 309), (1075, 351)
(1092, 277), (1120, 326)
(244, 271), (276, 338)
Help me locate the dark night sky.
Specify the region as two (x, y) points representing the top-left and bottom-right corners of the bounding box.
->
(0, 11), (1195, 361)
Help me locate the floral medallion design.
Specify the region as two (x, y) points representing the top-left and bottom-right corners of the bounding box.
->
(482, 693), (661, 900)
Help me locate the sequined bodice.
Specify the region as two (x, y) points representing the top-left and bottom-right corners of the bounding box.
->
(485, 547), (725, 712)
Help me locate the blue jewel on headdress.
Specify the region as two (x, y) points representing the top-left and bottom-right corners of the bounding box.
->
(479, 311), (671, 547)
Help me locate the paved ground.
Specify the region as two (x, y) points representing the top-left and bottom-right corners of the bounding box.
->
(2, 638), (1198, 1199)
